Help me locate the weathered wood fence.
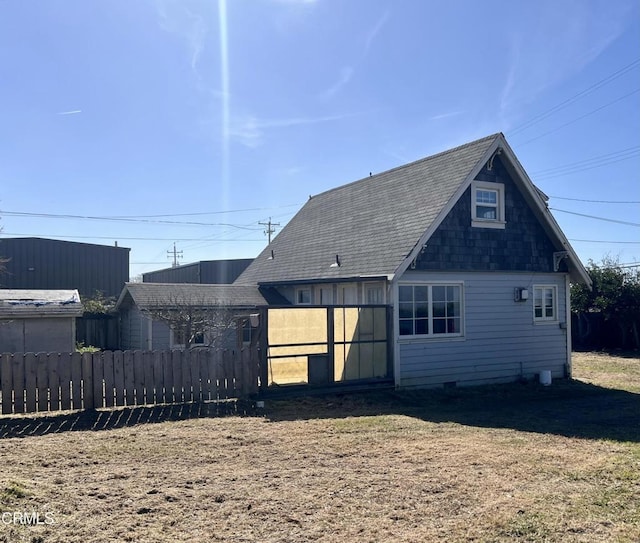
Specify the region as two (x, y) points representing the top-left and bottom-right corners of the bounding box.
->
(0, 348), (259, 415)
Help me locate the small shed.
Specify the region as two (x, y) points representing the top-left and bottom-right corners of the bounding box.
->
(0, 289), (84, 353)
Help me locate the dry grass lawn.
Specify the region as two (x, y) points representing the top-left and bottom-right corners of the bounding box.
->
(1, 352), (639, 542)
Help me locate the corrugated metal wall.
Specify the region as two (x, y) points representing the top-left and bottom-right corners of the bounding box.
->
(142, 259), (253, 284)
(0, 238), (130, 298)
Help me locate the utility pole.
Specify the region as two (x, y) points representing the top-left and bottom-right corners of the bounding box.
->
(167, 242), (183, 268)
(258, 217), (280, 244)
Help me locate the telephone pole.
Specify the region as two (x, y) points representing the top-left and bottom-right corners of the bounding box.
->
(167, 242), (183, 268)
(258, 217), (280, 244)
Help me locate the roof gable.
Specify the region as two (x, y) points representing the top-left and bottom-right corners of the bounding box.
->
(236, 133), (501, 285)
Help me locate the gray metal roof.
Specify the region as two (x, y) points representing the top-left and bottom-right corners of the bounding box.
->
(0, 289), (83, 317)
(115, 282), (289, 311)
(236, 133), (500, 285)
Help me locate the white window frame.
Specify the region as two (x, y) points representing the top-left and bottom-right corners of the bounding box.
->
(170, 328), (206, 349)
(533, 285), (558, 323)
(398, 282), (464, 339)
(295, 287), (312, 305)
(471, 181), (506, 229)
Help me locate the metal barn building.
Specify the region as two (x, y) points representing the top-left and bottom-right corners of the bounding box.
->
(0, 238), (130, 299)
(142, 259), (253, 285)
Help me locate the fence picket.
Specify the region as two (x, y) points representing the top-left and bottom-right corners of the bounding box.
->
(78, 353), (90, 409)
(133, 351), (145, 406)
(24, 353), (37, 413)
(124, 351), (135, 406)
(143, 351), (155, 405)
(114, 351), (125, 406)
(12, 355), (25, 414)
(103, 351), (115, 408)
(60, 353), (72, 410)
(48, 353), (61, 411)
(0, 347), (258, 416)
(1, 354), (13, 415)
(162, 351), (173, 404)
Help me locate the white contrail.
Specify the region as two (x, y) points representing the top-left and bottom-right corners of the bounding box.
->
(58, 110), (82, 115)
(218, 0), (230, 208)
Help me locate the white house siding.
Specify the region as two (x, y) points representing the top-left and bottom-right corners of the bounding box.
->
(397, 271), (568, 388)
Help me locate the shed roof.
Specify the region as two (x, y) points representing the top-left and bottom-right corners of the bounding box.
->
(115, 283), (289, 311)
(0, 289), (83, 317)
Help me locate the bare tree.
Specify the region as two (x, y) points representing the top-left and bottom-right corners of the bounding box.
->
(140, 293), (241, 349)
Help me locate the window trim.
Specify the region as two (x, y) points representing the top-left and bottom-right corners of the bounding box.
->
(363, 282), (386, 305)
(398, 282), (465, 339)
(471, 180), (506, 229)
(295, 287), (312, 305)
(170, 328), (206, 349)
(533, 285), (558, 324)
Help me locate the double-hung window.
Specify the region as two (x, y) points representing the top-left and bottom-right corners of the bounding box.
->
(399, 284), (463, 337)
(534, 285), (557, 322)
(471, 181), (505, 228)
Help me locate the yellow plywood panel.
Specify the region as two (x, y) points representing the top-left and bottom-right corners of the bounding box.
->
(374, 308), (387, 340)
(268, 357), (308, 385)
(268, 308), (327, 345)
(343, 343), (360, 381)
(269, 344), (327, 358)
(359, 342), (375, 379)
(341, 308), (360, 343)
(334, 345), (345, 381)
(359, 308), (374, 339)
(373, 343), (388, 377)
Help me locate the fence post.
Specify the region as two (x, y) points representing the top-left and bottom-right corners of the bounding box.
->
(82, 352), (94, 410)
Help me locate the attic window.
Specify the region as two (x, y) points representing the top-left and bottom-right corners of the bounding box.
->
(471, 181), (506, 229)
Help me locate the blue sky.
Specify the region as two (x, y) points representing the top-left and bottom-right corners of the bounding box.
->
(1, 0), (639, 279)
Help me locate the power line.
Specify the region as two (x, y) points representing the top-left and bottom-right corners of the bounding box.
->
(0, 210), (263, 230)
(531, 147), (640, 180)
(569, 239), (640, 244)
(515, 87), (640, 147)
(0, 232), (264, 242)
(508, 57), (640, 136)
(108, 203), (302, 219)
(550, 207), (640, 227)
(550, 196), (640, 204)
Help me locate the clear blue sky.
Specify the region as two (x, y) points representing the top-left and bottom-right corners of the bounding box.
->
(1, 0), (639, 279)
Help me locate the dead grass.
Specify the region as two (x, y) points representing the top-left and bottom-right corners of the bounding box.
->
(0, 351), (639, 543)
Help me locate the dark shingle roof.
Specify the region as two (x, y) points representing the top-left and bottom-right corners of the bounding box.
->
(116, 283), (288, 310)
(236, 133), (500, 285)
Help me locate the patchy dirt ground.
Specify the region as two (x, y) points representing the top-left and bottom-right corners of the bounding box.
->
(0, 352), (638, 543)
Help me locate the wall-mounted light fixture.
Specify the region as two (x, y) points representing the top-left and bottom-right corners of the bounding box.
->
(514, 288), (529, 302)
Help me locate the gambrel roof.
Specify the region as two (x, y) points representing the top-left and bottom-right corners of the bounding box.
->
(236, 133), (590, 286)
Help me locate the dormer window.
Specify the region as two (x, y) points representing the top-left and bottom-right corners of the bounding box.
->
(471, 181), (506, 229)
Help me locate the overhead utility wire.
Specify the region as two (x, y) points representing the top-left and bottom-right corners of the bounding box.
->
(508, 57), (640, 136)
(0, 232), (264, 242)
(569, 239), (640, 244)
(550, 208), (640, 227)
(516, 87), (640, 147)
(550, 196), (640, 204)
(108, 203), (301, 219)
(530, 146), (640, 180)
(0, 210), (263, 230)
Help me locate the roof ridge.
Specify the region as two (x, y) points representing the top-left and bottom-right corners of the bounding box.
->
(310, 132), (502, 200)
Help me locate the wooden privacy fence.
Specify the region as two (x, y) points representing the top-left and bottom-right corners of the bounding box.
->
(0, 347), (259, 416)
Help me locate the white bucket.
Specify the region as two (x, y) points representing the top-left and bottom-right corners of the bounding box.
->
(539, 370), (552, 386)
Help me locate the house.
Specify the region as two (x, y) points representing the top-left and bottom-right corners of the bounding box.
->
(234, 132), (591, 388)
(115, 282), (288, 350)
(0, 237), (130, 298)
(0, 289), (84, 353)
(142, 259), (253, 285)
